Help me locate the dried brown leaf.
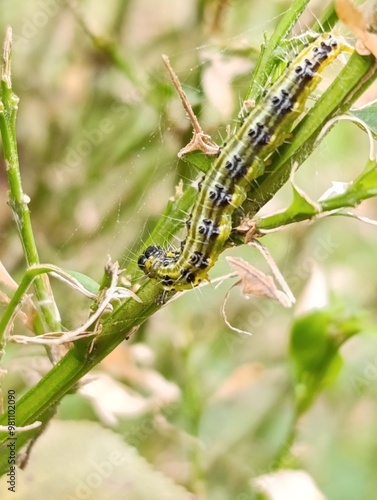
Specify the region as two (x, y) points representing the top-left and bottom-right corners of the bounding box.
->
(226, 256), (292, 307)
(336, 0), (377, 57)
(0, 261), (18, 289)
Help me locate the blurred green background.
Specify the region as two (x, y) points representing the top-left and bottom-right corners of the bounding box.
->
(1, 0), (377, 499)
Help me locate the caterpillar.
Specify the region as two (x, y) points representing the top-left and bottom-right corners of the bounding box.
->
(138, 33), (348, 291)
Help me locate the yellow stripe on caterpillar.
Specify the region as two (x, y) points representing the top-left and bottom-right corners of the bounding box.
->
(138, 33), (352, 291)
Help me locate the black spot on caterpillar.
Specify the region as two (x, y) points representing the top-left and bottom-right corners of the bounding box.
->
(138, 33), (348, 291)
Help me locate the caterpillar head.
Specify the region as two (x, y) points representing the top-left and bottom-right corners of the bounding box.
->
(138, 245), (205, 290)
(137, 245), (164, 272)
(138, 245), (179, 285)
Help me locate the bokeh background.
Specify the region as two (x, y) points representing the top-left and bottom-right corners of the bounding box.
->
(1, 0), (377, 499)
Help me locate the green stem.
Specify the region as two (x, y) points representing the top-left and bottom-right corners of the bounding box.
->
(0, 267), (53, 355)
(256, 159), (377, 231)
(246, 0), (311, 101)
(312, 1), (338, 32)
(67, 2), (138, 83)
(0, 29), (60, 338)
(241, 51), (377, 218)
(0, 280), (160, 475)
(270, 427), (297, 471)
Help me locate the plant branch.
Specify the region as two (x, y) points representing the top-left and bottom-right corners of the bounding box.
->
(0, 28), (60, 340)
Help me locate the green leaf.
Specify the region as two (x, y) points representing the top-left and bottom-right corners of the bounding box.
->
(257, 183), (319, 231)
(181, 150), (215, 174)
(257, 157), (377, 232)
(290, 311), (337, 372)
(321, 159), (377, 211)
(63, 269), (100, 295)
(289, 308), (366, 415)
(351, 102), (377, 135)
(0, 420), (192, 500)
(246, 0), (312, 101)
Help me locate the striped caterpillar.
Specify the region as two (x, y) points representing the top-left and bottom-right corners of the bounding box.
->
(138, 33), (348, 291)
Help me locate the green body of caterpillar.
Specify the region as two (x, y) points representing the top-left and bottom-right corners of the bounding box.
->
(138, 33), (347, 291)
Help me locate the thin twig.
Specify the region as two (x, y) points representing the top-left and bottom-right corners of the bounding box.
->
(1, 27), (12, 88)
(162, 54), (219, 157)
